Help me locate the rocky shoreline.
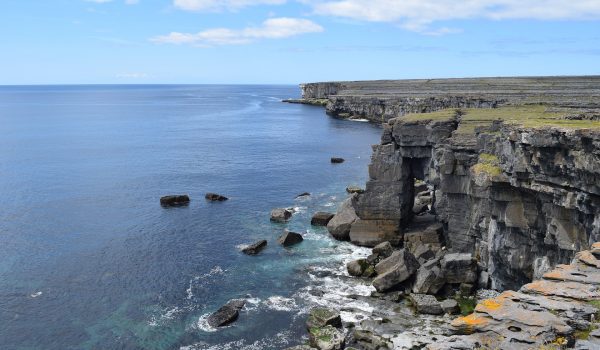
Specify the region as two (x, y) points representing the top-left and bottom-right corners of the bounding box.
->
(281, 77), (600, 349)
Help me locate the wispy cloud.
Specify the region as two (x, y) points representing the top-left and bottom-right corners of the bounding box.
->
(151, 17), (323, 46)
(173, 0), (285, 12)
(305, 0), (600, 34)
(116, 72), (149, 78)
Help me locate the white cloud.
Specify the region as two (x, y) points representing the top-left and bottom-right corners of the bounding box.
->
(306, 0), (600, 33)
(173, 0), (286, 12)
(116, 72), (149, 78)
(151, 17), (323, 46)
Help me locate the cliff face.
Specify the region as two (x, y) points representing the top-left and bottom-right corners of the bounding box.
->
(299, 77), (600, 124)
(351, 106), (600, 291)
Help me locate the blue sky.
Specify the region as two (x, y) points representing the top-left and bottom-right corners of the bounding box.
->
(1, 0), (599, 84)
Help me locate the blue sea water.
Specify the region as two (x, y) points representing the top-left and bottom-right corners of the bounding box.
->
(0, 85), (381, 349)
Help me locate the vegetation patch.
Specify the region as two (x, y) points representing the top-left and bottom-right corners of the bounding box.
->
(472, 163), (503, 177)
(402, 108), (458, 122)
(456, 296), (478, 316)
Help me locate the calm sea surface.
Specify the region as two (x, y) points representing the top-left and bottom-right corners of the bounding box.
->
(0, 85), (381, 349)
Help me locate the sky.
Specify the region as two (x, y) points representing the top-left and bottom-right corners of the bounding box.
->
(1, 0), (599, 84)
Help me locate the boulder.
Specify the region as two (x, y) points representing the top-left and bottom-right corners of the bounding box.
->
(311, 212), (335, 226)
(353, 329), (393, 349)
(412, 260), (445, 294)
(441, 253), (478, 284)
(346, 259), (375, 277)
(440, 299), (460, 314)
(241, 240), (267, 255)
(306, 308), (342, 330)
(270, 208), (293, 223)
(296, 192), (311, 198)
(327, 197), (358, 241)
(372, 250), (419, 292)
(205, 193), (228, 201)
(409, 293), (443, 315)
(207, 299), (246, 327)
(372, 241), (394, 259)
(331, 157), (345, 164)
(278, 230), (304, 246)
(346, 186), (365, 194)
(309, 325), (345, 350)
(160, 194), (190, 207)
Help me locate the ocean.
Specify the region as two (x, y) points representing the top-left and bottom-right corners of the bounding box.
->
(0, 85), (382, 349)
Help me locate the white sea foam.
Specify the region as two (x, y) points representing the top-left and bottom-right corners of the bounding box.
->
(263, 296), (297, 312)
(148, 306), (184, 327)
(30, 291), (42, 298)
(195, 313), (218, 333)
(186, 266), (226, 300)
(181, 330), (294, 350)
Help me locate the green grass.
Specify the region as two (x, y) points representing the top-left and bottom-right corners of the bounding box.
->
(402, 108), (458, 122)
(402, 105), (600, 132)
(456, 296), (477, 316)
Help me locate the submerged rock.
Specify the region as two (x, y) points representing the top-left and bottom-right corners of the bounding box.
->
(278, 230), (304, 246)
(160, 194), (190, 207)
(207, 299), (245, 327)
(330, 157), (345, 164)
(311, 212), (335, 226)
(205, 193), (228, 201)
(241, 240), (267, 255)
(327, 197), (358, 241)
(296, 192), (311, 198)
(270, 208), (293, 223)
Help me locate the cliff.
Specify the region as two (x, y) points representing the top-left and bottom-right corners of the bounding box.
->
(297, 76), (600, 124)
(287, 77), (600, 350)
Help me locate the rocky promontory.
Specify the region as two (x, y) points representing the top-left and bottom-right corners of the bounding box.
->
(286, 76), (600, 349)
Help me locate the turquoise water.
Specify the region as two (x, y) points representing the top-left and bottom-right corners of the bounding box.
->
(0, 85), (381, 349)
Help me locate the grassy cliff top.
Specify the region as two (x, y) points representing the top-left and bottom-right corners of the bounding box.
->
(402, 105), (600, 131)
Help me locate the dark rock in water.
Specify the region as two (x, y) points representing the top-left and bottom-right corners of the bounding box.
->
(270, 208), (293, 222)
(241, 240), (267, 255)
(327, 197), (358, 241)
(440, 299), (459, 314)
(330, 157), (345, 164)
(409, 293), (443, 315)
(373, 250), (419, 292)
(309, 325), (345, 350)
(296, 192), (311, 198)
(278, 230), (303, 246)
(372, 241), (394, 259)
(346, 186), (365, 194)
(205, 193), (228, 201)
(306, 308), (342, 330)
(160, 194), (190, 207)
(207, 299), (246, 327)
(311, 212), (335, 226)
(284, 346), (316, 350)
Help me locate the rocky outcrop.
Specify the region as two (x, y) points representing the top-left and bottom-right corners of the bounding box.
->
(298, 77), (600, 124)
(241, 240), (267, 255)
(327, 197), (358, 241)
(278, 230), (304, 246)
(207, 299), (246, 327)
(270, 208), (293, 222)
(430, 245), (600, 349)
(311, 212), (335, 226)
(205, 193), (228, 201)
(160, 194), (190, 206)
(345, 105), (600, 291)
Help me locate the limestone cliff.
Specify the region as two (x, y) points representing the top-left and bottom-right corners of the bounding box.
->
(298, 77), (600, 124)
(295, 77), (600, 292)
